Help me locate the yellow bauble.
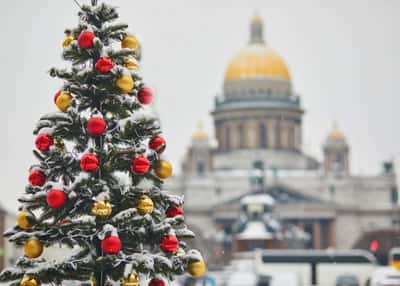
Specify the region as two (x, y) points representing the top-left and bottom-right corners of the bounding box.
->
(154, 161), (173, 179)
(120, 272), (140, 286)
(20, 276), (40, 286)
(121, 35), (140, 50)
(91, 200), (112, 219)
(124, 57), (139, 71)
(116, 75), (134, 93)
(188, 261), (207, 277)
(24, 239), (43, 258)
(17, 210), (32, 230)
(55, 92), (73, 112)
(62, 35), (74, 48)
(137, 195), (154, 215)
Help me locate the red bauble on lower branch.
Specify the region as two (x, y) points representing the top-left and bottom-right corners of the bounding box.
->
(101, 235), (121, 254)
(165, 205), (184, 218)
(78, 31), (95, 49)
(80, 154), (99, 172)
(148, 278), (165, 286)
(160, 234), (179, 253)
(95, 57), (114, 73)
(87, 117), (107, 136)
(138, 86), (153, 105)
(47, 189), (67, 209)
(35, 134), (53, 152)
(149, 136), (166, 153)
(131, 156), (150, 174)
(28, 170), (46, 186)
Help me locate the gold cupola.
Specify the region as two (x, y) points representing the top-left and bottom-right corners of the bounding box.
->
(192, 122), (208, 140)
(224, 14), (290, 81)
(327, 123), (345, 141)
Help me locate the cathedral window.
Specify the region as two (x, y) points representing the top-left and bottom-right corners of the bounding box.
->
(288, 124), (295, 150)
(259, 123), (267, 148)
(225, 126), (231, 151)
(197, 161), (205, 176)
(275, 121), (281, 149)
(391, 186), (398, 205)
(238, 124), (245, 148)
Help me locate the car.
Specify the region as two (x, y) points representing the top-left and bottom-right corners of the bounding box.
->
(335, 274), (359, 286)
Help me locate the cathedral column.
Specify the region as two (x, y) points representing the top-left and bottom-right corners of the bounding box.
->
(221, 123), (227, 152)
(281, 120), (289, 149)
(269, 119), (277, 149)
(248, 120), (257, 149)
(327, 220), (336, 248)
(294, 121), (302, 151)
(312, 221), (322, 249)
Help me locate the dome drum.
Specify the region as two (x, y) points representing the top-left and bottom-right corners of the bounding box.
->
(214, 92), (301, 114)
(223, 77), (292, 99)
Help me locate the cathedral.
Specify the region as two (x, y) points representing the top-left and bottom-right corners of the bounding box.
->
(167, 15), (398, 258)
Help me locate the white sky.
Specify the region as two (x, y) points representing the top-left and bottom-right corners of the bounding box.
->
(0, 0), (399, 211)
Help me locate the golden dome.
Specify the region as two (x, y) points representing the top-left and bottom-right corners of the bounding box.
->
(224, 15), (290, 81)
(225, 46), (290, 81)
(328, 130), (344, 140)
(328, 123), (345, 140)
(192, 122), (208, 139)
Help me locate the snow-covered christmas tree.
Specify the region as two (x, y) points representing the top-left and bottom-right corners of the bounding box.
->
(0, 1), (206, 285)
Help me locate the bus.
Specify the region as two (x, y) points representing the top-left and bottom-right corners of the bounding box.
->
(254, 249), (376, 286)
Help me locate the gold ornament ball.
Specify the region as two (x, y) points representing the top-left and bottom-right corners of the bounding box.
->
(17, 210), (32, 230)
(121, 35), (140, 50)
(24, 239), (43, 259)
(116, 75), (134, 93)
(120, 272), (140, 286)
(154, 161), (173, 179)
(62, 35), (74, 48)
(20, 276), (40, 286)
(55, 92), (73, 112)
(124, 57), (139, 71)
(91, 200), (112, 219)
(188, 261), (207, 278)
(137, 195), (154, 215)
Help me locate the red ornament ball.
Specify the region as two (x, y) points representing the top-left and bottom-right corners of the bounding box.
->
(35, 134), (54, 152)
(149, 136), (166, 153)
(101, 236), (121, 254)
(28, 170), (46, 187)
(87, 117), (107, 136)
(166, 205), (184, 218)
(47, 189), (67, 209)
(78, 31), (95, 49)
(131, 156), (150, 174)
(95, 57), (114, 73)
(138, 86), (153, 105)
(80, 154), (99, 172)
(148, 278), (165, 286)
(160, 235), (179, 252)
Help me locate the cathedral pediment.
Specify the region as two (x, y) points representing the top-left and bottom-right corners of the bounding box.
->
(213, 184), (327, 213)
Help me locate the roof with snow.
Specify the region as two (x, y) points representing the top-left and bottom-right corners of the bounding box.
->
(240, 194), (274, 206)
(236, 221), (276, 240)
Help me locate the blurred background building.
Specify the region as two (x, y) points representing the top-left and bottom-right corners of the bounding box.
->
(167, 15), (399, 265)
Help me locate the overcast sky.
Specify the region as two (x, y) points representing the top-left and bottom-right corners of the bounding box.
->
(0, 0), (399, 212)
